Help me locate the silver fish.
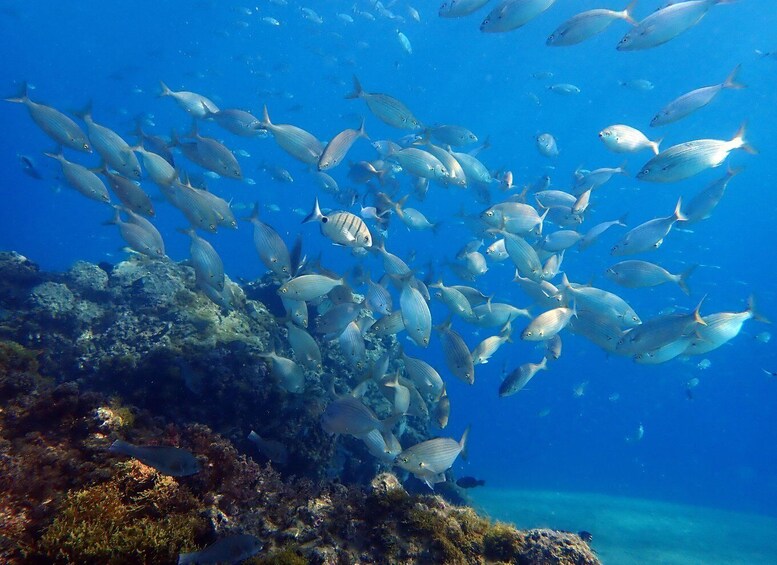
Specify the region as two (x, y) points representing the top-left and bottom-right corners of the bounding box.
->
(159, 81), (219, 118)
(303, 198), (372, 248)
(439, 0), (490, 18)
(395, 427), (469, 488)
(451, 151), (493, 185)
(185, 124), (242, 180)
(247, 204), (292, 279)
(389, 147), (449, 180)
(401, 280), (432, 347)
(179, 227), (224, 291)
(536, 133), (559, 157)
(402, 350), (445, 399)
(606, 260), (695, 295)
(345, 76), (421, 130)
(651, 65), (744, 126)
(521, 306), (576, 341)
(105, 207), (165, 258)
(579, 215), (627, 250)
(437, 322), (475, 384)
(315, 302), (362, 339)
(599, 125), (661, 155)
(547, 1), (636, 46)
(339, 321), (366, 367)
(285, 321), (321, 370)
(201, 105), (262, 137)
(685, 296), (767, 355)
(5, 83), (91, 152)
(261, 105), (324, 165)
(560, 274), (641, 327)
(434, 387), (450, 428)
(611, 199), (686, 255)
(480, 0), (556, 33)
(80, 107), (141, 178)
(278, 273), (345, 302)
(102, 168), (154, 217)
(430, 280), (475, 320)
(542, 230), (581, 252)
(133, 142), (177, 188)
(499, 357), (548, 397)
(321, 393), (399, 439)
(318, 119), (368, 171)
(44, 151), (110, 203)
(684, 166), (741, 222)
(472, 302), (531, 327)
(617, 0), (734, 51)
(427, 124), (478, 146)
(258, 350), (305, 393)
(472, 324), (512, 365)
(545, 334), (562, 360)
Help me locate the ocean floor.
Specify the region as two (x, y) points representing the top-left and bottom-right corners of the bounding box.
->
(471, 489), (777, 565)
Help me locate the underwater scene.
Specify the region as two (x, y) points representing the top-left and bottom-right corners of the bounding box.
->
(1, 0), (776, 563)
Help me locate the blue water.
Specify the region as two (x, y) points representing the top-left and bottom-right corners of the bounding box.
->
(1, 0), (776, 521)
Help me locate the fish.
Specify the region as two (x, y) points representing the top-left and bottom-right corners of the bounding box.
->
(684, 166), (741, 222)
(315, 302), (362, 339)
(547, 1), (637, 46)
(521, 306), (576, 341)
(260, 105), (324, 165)
(548, 83), (581, 95)
(388, 147), (449, 181)
(579, 215), (627, 250)
(132, 142), (177, 188)
(617, 299), (707, 355)
(439, 0), (490, 18)
(401, 280), (432, 347)
(397, 29), (412, 54)
(303, 197), (373, 248)
(102, 167), (154, 217)
(19, 154), (43, 179)
(278, 273), (344, 302)
(574, 164), (627, 192)
(451, 150), (494, 185)
(599, 125), (661, 155)
(437, 322), (475, 384)
(361, 428), (403, 463)
(651, 65), (745, 126)
(247, 204), (292, 279)
(426, 124), (478, 146)
(108, 439), (199, 476)
(456, 476), (486, 488)
(178, 227), (225, 291)
(105, 207), (165, 258)
(611, 198), (686, 255)
(258, 349), (305, 393)
(620, 78), (655, 91)
(201, 105), (262, 137)
(369, 310), (406, 337)
(638, 125), (754, 184)
(480, 0), (556, 33)
(431, 280), (475, 321)
(248, 431), (289, 464)
(393, 197), (438, 231)
(471, 324), (512, 365)
(44, 151), (110, 203)
(501, 232), (543, 280)
(472, 302), (531, 327)
(560, 274), (641, 327)
(282, 297), (308, 328)
(482, 202), (546, 235)
(434, 387), (451, 428)
(545, 334), (562, 360)
(542, 230), (581, 252)
(5, 82), (91, 152)
(617, 0), (735, 51)
(395, 427), (469, 488)
(159, 81), (219, 118)
(402, 350), (445, 399)
(339, 321), (366, 367)
(536, 133), (559, 157)
(345, 76), (421, 130)
(78, 106), (141, 178)
(321, 392), (400, 440)
(183, 123), (242, 180)
(499, 357), (548, 396)
(318, 119), (368, 171)
(365, 277), (393, 316)
(685, 296), (768, 355)
(606, 261), (696, 295)
(178, 534), (263, 565)
(382, 372), (411, 415)
(285, 321), (321, 370)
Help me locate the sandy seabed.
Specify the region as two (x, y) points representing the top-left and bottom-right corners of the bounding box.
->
(471, 489), (777, 564)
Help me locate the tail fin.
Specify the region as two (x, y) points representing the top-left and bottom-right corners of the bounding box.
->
(673, 197), (687, 222)
(108, 439), (133, 455)
(677, 264), (697, 296)
(159, 81), (172, 97)
(261, 105), (272, 128)
(731, 123), (757, 154)
(692, 295), (707, 326)
(357, 117), (369, 140)
(4, 81), (29, 104)
(459, 425), (470, 460)
(345, 75), (363, 99)
(622, 0), (638, 25)
(747, 295), (770, 323)
(74, 100), (93, 122)
(302, 197), (323, 224)
(650, 137), (663, 156)
(722, 64), (745, 90)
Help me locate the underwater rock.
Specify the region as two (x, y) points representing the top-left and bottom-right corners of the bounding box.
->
(29, 281), (76, 320)
(66, 260), (110, 296)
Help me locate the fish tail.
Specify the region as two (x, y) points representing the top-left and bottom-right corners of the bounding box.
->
(175, 226), (196, 238)
(732, 122), (757, 154)
(673, 197), (687, 222)
(302, 197), (323, 224)
(261, 105), (272, 128)
(536, 207), (549, 236)
(650, 137), (663, 155)
(622, 0), (638, 25)
(159, 80), (172, 97)
(723, 64), (746, 89)
(4, 81), (29, 104)
(678, 265), (697, 296)
(358, 117), (369, 140)
(102, 206), (122, 226)
(747, 295), (771, 324)
(74, 100), (93, 121)
(617, 212), (629, 226)
(108, 438), (133, 456)
(42, 149), (64, 161)
(459, 425), (470, 460)
(693, 295), (707, 326)
(199, 100), (215, 117)
(345, 75), (363, 99)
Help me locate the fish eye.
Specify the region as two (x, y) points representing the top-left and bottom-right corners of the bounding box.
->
(280, 287), (287, 294)
(321, 217), (328, 224)
(83, 143), (90, 150)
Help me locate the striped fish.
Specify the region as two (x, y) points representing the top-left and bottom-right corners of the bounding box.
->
(437, 322), (475, 384)
(402, 351), (445, 399)
(395, 427), (469, 488)
(303, 197), (372, 248)
(401, 281), (432, 348)
(285, 321), (321, 370)
(261, 105), (324, 165)
(318, 119), (368, 171)
(6, 82), (91, 152)
(132, 142), (177, 188)
(369, 311), (406, 337)
(339, 321), (366, 368)
(105, 207), (165, 258)
(433, 387), (450, 429)
(345, 75), (421, 130)
(258, 350), (305, 394)
(521, 306), (576, 341)
(178, 227), (225, 291)
(499, 357), (548, 397)
(247, 204), (292, 279)
(279, 273), (344, 302)
(102, 167), (154, 217)
(44, 151), (110, 203)
(79, 106), (141, 178)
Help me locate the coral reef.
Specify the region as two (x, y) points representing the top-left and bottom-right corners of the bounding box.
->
(0, 254), (601, 564)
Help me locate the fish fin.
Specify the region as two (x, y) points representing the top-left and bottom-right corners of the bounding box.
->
(42, 149), (64, 162)
(108, 439), (133, 456)
(73, 100), (93, 122)
(158, 81), (172, 97)
(345, 75), (363, 99)
(102, 206), (123, 226)
(723, 64), (745, 89)
(650, 137), (663, 155)
(4, 81), (29, 103)
(732, 122), (757, 154)
(673, 197), (687, 222)
(678, 265), (697, 296)
(747, 295), (770, 324)
(693, 296), (707, 326)
(261, 105), (271, 128)
(199, 100), (215, 118)
(622, 0), (638, 25)
(358, 117), (369, 140)
(536, 207), (549, 236)
(459, 425), (470, 460)
(302, 197), (323, 224)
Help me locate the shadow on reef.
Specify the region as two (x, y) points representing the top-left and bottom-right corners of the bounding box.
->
(0, 251), (600, 564)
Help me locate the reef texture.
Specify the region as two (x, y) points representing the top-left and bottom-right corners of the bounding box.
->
(0, 252), (600, 564)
